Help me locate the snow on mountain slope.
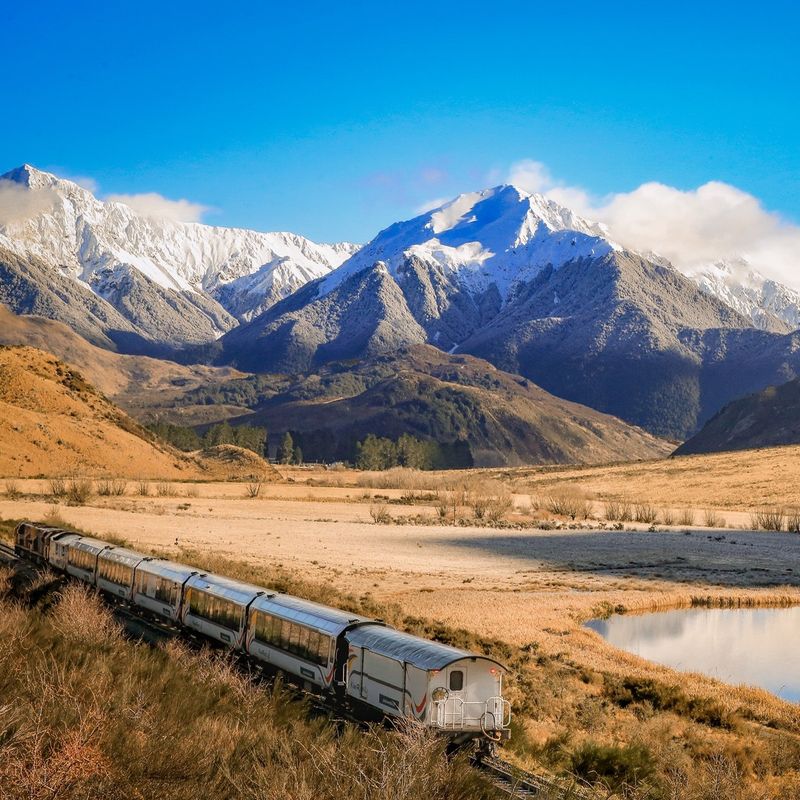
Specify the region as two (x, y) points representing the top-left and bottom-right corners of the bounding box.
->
(319, 184), (617, 300)
(686, 259), (800, 332)
(0, 165), (358, 324)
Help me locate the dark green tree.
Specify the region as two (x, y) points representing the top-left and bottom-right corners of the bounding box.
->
(277, 432), (295, 465)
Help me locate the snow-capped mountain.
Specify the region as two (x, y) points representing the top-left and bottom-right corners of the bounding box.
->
(221, 183), (800, 440)
(0, 165), (358, 345)
(320, 184), (616, 301)
(686, 259), (800, 333)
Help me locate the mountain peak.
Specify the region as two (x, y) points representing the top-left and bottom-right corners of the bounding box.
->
(0, 164), (61, 190)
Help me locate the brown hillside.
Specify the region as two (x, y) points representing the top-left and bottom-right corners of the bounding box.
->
(241, 346), (673, 467)
(0, 305), (246, 422)
(0, 346), (277, 480)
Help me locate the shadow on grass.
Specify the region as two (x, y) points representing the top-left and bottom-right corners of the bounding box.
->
(433, 528), (800, 587)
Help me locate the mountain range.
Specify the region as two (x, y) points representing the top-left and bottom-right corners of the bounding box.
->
(0, 165), (356, 353)
(3, 165), (800, 445)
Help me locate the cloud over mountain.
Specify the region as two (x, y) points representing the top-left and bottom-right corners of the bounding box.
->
(105, 191), (210, 223)
(506, 159), (800, 289)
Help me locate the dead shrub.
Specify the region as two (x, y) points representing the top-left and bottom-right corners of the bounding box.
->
(786, 508), (800, 533)
(110, 479), (127, 496)
(50, 584), (122, 646)
(245, 482), (262, 498)
(751, 507), (785, 531)
(703, 509), (723, 528)
(185, 485), (200, 498)
(634, 502), (658, 524)
(678, 508), (695, 526)
(136, 481), (150, 496)
(65, 478), (92, 505)
(155, 482), (177, 497)
(486, 489), (514, 523)
(49, 477), (67, 497)
(660, 508), (675, 526)
(4, 480), (22, 500)
(604, 498), (632, 522)
(547, 490), (591, 520)
(369, 503), (391, 524)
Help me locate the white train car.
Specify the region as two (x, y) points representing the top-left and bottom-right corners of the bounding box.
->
(47, 531), (80, 572)
(64, 537), (111, 584)
(96, 546), (148, 600)
(245, 593), (376, 690)
(345, 626), (510, 741)
(182, 573), (264, 648)
(133, 559), (197, 622)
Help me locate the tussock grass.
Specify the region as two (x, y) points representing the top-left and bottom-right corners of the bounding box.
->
(245, 481), (262, 498)
(0, 595), (487, 800)
(703, 509), (723, 528)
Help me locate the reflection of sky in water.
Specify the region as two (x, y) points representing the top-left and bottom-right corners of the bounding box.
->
(587, 607), (800, 703)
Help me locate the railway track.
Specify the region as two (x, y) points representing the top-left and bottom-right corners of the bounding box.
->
(8, 544), (603, 800)
(475, 755), (598, 799)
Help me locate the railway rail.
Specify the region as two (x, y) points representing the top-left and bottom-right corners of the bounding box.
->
(5, 538), (602, 800)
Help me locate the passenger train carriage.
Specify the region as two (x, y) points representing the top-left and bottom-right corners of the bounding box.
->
(14, 522), (511, 745)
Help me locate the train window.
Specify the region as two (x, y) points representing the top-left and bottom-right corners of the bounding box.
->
(298, 626), (310, 656)
(306, 630), (319, 661)
(279, 620), (292, 650)
(449, 670), (464, 691)
(318, 635), (331, 665)
(288, 623), (301, 654)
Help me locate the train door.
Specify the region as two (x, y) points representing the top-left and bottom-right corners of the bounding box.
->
(445, 663), (469, 726)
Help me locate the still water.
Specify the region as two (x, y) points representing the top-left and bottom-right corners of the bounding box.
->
(586, 606), (800, 703)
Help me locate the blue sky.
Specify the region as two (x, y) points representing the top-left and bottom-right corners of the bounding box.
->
(2, 0), (798, 243)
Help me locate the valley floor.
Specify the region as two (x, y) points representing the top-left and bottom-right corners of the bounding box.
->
(2, 459), (800, 797)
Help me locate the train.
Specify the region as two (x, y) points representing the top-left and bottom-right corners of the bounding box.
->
(15, 522), (511, 745)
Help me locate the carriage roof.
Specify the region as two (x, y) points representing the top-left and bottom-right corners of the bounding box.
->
(251, 592), (376, 635)
(346, 625), (507, 672)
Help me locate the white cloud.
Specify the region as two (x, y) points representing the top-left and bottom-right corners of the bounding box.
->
(106, 192), (209, 223)
(412, 196), (449, 215)
(0, 179), (58, 226)
(506, 159), (800, 289)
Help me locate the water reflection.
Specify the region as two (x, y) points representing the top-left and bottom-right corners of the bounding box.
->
(587, 607), (800, 703)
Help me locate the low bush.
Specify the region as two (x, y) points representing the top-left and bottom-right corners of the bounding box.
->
(245, 481), (262, 498)
(97, 479), (127, 497)
(136, 481), (150, 496)
(49, 477), (67, 497)
(751, 507), (785, 531)
(603, 676), (736, 729)
(369, 503), (392, 524)
(66, 478), (92, 505)
(155, 482), (177, 497)
(604, 498), (632, 522)
(703, 509), (723, 528)
(547, 490), (591, 520)
(4, 480), (22, 500)
(569, 741), (657, 792)
(634, 502), (658, 524)
(678, 508), (695, 526)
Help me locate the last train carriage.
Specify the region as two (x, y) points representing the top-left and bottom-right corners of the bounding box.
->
(15, 522), (511, 744)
